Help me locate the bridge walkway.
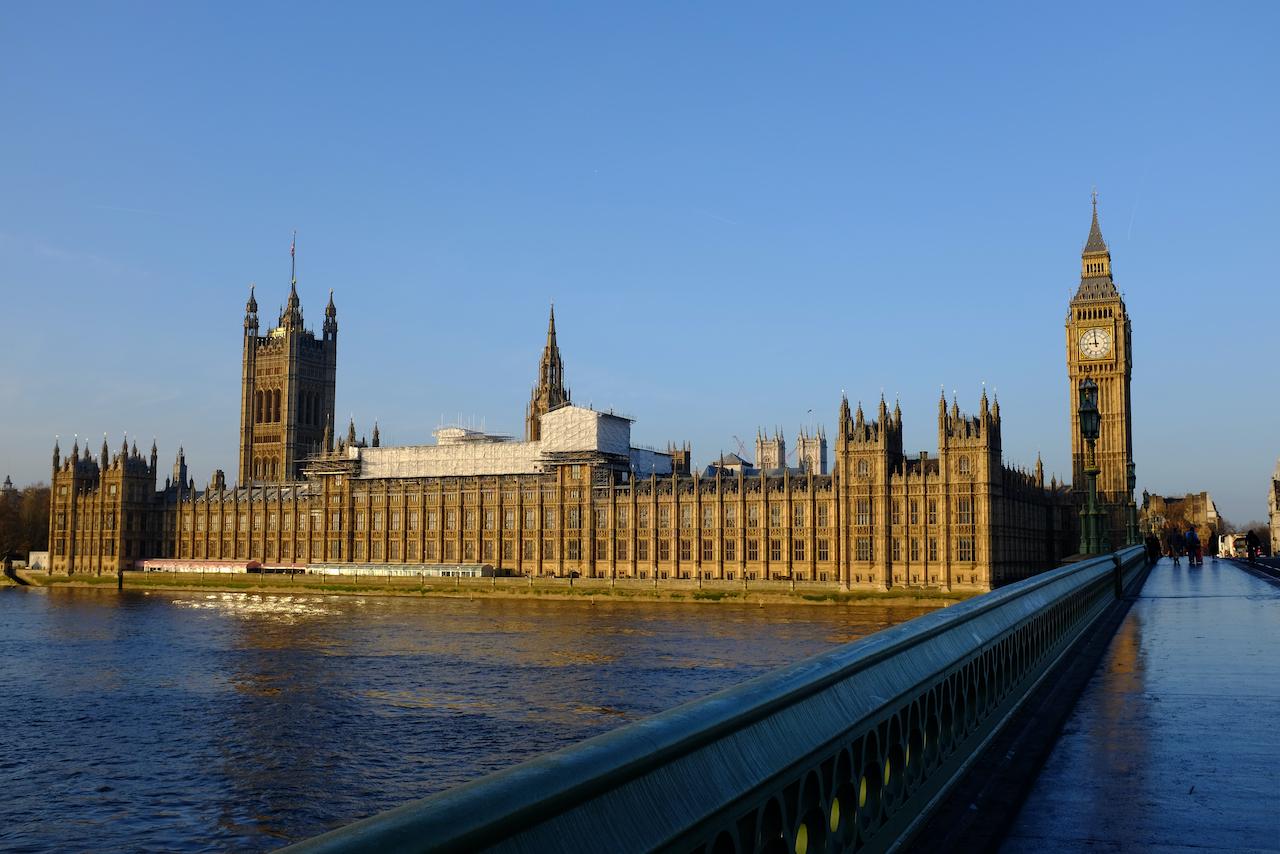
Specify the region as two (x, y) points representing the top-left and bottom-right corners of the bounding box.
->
(1001, 558), (1280, 852)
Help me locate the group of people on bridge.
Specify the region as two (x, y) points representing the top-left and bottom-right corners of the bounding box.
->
(1144, 527), (1265, 565)
(1144, 527), (1204, 566)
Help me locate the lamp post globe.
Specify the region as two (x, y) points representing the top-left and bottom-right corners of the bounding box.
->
(1078, 378), (1100, 441)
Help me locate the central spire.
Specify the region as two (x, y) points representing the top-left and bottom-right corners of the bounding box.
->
(525, 303), (571, 441)
(539, 303), (564, 395)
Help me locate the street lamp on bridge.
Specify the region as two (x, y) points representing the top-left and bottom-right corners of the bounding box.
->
(1077, 379), (1105, 555)
(1126, 461), (1140, 546)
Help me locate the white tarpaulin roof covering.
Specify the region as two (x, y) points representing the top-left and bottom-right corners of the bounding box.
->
(352, 406), (656, 479)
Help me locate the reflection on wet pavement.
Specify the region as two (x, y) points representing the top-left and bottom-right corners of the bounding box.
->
(1001, 559), (1280, 852)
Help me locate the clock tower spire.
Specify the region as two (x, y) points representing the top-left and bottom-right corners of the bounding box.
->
(1066, 192), (1134, 548)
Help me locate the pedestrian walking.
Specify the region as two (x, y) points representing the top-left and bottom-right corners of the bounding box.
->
(1144, 533), (1161, 564)
(1184, 526), (1202, 566)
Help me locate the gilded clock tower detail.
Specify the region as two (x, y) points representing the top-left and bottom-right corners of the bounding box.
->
(1066, 193), (1134, 548)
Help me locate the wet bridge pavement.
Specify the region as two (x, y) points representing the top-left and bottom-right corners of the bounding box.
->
(1001, 558), (1280, 852)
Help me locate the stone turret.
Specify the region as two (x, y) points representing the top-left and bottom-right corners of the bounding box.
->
(245, 284), (259, 332)
(172, 446), (188, 490)
(666, 441), (692, 475)
(324, 288), (338, 337)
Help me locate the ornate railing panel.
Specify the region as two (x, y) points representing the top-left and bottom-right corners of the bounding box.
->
(287, 547), (1147, 854)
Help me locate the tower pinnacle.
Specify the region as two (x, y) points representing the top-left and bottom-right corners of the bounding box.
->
(245, 283), (259, 333)
(280, 234), (303, 329)
(323, 288), (338, 336)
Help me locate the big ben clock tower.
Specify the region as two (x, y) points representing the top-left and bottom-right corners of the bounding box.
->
(1066, 193), (1134, 548)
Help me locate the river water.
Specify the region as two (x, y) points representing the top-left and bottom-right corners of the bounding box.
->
(0, 586), (936, 852)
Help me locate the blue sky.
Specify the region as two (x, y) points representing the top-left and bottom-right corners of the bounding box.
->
(1, 2), (1276, 524)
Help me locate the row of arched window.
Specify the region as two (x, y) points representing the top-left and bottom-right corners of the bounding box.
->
(1075, 307), (1113, 320)
(1084, 260), (1107, 275)
(299, 390), (326, 427)
(253, 388), (328, 426)
(254, 389), (281, 423)
(252, 457), (280, 480)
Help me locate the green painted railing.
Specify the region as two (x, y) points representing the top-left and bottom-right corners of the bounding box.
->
(286, 547), (1147, 854)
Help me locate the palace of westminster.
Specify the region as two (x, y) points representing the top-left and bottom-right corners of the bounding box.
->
(46, 202), (1137, 591)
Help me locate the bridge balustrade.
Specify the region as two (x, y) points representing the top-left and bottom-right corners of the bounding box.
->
(288, 546), (1147, 854)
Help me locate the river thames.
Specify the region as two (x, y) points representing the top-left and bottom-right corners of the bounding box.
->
(0, 586), (938, 852)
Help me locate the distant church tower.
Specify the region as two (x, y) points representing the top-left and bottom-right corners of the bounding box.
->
(796, 427), (827, 475)
(755, 428), (786, 471)
(525, 305), (570, 441)
(1065, 194), (1134, 547)
(238, 236), (338, 483)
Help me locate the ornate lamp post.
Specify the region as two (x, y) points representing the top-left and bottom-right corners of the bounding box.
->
(1126, 462), (1140, 546)
(1078, 379), (1103, 555)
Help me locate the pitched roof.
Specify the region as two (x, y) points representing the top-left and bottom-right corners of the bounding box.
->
(1074, 276), (1119, 301)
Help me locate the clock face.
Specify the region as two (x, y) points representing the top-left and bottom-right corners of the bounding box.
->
(1078, 327), (1112, 359)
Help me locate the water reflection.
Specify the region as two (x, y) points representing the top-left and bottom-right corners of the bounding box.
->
(0, 587), (936, 851)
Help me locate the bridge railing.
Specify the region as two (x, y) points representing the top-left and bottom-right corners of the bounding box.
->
(287, 547), (1147, 854)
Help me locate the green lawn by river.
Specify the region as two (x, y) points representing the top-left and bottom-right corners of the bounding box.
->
(21, 569), (972, 607)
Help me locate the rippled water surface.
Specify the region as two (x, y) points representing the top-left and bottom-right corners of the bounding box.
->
(0, 587), (936, 852)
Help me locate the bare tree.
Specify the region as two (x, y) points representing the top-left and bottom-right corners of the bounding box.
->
(0, 483), (50, 561)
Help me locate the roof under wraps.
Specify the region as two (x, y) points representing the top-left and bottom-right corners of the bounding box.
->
(346, 406), (665, 480)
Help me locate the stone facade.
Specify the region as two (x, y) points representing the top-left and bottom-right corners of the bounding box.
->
(47, 390), (1074, 589)
(48, 209), (1124, 589)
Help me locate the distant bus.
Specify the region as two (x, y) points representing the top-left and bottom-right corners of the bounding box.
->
(1217, 534), (1248, 558)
